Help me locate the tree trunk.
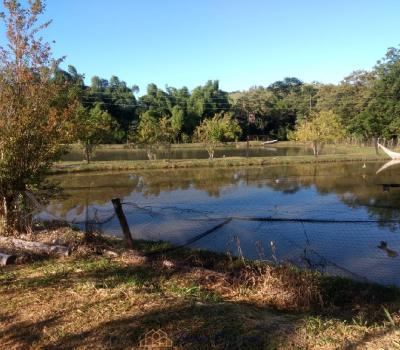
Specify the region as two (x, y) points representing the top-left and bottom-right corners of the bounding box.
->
(146, 146), (156, 160)
(312, 142), (318, 157)
(1, 192), (34, 233)
(85, 143), (91, 164)
(373, 137), (379, 155)
(1, 195), (15, 232)
(167, 143), (171, 161)
(207, 147), (214, 159)
(1, 196), (7, 229)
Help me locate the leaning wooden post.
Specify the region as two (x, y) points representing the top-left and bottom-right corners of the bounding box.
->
(111, 198), (135, 250)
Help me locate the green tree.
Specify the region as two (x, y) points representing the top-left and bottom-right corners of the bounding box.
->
(139, 83), (171, 118)
(356, 47), (400, 141)
(232, 87), (276, 138)
(135, 112), (177, 159)
(316, 71), (374, 139)
(136, 111), (160, 145)
(268, 77), (303, 98)
(291, 110), (344, 156)
(189, 80), (230, 120)
(194, 113), (242, 159)
(158, 117), (176, 146)
(231, 79), (314, 141)
(74, 103), (118, 163)
(84, 75), (138, 141)
(0, 0), (76, 231)
(170, 105), (184, 141)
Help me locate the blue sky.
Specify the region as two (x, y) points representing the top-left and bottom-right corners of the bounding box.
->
(4, 0), (400, 92)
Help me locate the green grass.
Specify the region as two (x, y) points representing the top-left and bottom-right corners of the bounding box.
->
(53, 143), (387, 174)
(67, 140), (278, 150)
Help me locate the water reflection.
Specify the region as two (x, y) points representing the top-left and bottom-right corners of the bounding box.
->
(42, 161), (400, 285)
(49, 162), (400, 225)
(377, 241), (399, 258)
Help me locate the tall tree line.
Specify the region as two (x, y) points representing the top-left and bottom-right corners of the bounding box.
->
(57, 45), (400, 144)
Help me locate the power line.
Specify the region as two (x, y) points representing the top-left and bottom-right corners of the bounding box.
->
(81, 99), (302, 110)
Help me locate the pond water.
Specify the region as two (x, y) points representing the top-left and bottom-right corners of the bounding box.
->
(41, 161), (400, 286)
(62, 145), (345, 161)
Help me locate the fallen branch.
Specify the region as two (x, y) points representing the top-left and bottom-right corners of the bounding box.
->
(0, 252), (16, 266)
(0, 237), (70, 257)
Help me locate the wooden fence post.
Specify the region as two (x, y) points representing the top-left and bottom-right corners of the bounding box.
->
(111, 198), (135, 250)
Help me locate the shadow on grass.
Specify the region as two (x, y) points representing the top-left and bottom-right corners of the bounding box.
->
(0, 295), (126, 349)
(2, 247), (400, 349)
(342, 327), (397, 350)
(39, 302), (299, 349)
(12, 299), (397, 349)
(2, 258), (173, 293)
(0, 315), (61, 347)
(317, 275), (400, 320)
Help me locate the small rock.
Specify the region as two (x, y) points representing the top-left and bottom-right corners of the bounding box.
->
(162, 259), (176, 269)
(103, 250), (119, 258)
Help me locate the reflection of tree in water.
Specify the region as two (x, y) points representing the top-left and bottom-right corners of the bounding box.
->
(49, 161), (400, 227)
(261, 162), (400, 228)
(48, 169), (243, 216)
(133, 168), (243, 197)
(321, 163), (400, 228)
(48, 172), (140, 216)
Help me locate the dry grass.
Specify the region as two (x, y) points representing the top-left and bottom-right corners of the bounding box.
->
(1, 229), (400, 349)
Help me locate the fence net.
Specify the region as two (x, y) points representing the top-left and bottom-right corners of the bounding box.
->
(38, 199), (400, 286)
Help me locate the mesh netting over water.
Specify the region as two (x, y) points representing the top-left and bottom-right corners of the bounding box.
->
(39, 201), (400, 286)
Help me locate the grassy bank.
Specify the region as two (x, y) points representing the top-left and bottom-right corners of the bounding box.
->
(1, 229), (400, 349)
(67, 140), (295, 150)
(53, 144), (387, 174)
